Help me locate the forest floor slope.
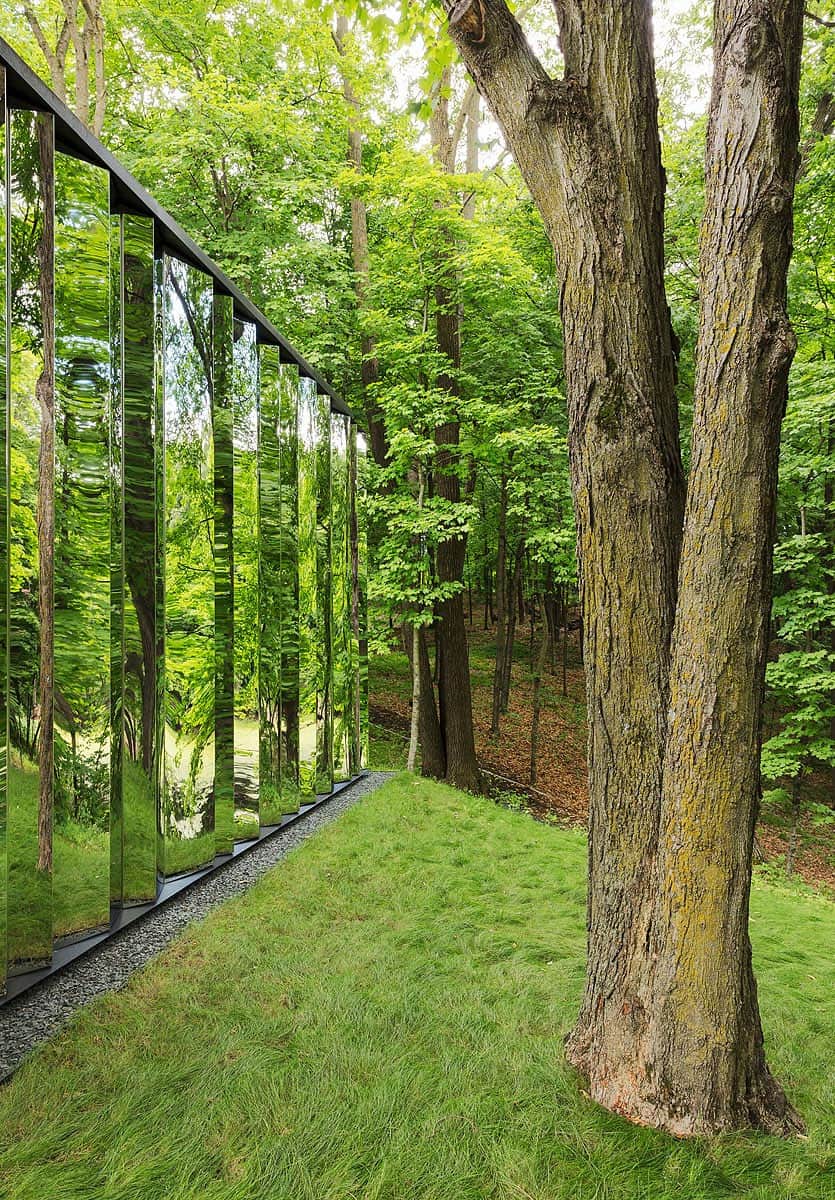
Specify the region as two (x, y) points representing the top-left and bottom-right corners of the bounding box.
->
(0, 775), (832, 1199)
(370, 627), (835, 895)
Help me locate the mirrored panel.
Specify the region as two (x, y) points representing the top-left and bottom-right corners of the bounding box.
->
(278, 365), (300, 813)
(7, 108), (54, 972)
(297, 378), (318, 800)
(232, 321), (259, 838)
(160, 255), (214, 875)
(114, 214), (158, 904)
(258, 346), (281, 823)
(315, 390), (332, 795)
(213, 294), (234, 854)
(330, 412), (351, 783)
(53, 150), (110, 942)
(0, 72), (7, 991)
(350, 425), (368, 774)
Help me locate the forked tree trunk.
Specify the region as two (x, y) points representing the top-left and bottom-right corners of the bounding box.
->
(442, 0), (805, 1135)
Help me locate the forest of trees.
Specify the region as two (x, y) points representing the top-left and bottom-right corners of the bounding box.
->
(5, 0), (833, 1140)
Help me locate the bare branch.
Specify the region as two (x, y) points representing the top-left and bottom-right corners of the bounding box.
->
(805, 8), (835, 27)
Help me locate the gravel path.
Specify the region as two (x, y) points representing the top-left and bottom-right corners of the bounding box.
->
(0, 771), (393, 1082)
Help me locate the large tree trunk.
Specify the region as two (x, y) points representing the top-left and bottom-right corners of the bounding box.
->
(634, 1), (805, 1135)
(443, 0), (685, 1097)
(442, 0), (805, 1135)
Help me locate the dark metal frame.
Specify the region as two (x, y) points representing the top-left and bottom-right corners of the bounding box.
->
(0, 34), (351, 415)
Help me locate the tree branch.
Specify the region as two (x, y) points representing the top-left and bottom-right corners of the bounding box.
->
(805, 8), (835, 27)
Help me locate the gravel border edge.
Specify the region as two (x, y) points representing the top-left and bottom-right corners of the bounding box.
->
(0, 770), (394, 1081)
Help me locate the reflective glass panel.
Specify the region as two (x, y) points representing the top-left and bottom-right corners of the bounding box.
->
(7, 109), (54, 972)
(232, 321), (259, 837)
(356, 431), (369, 769)
(160, 255), (214, 875)
(330, 412), (351, 783)
(213, 294), (234, 854)
(0, 73), (6, 991)
(315, 390), (332, 795)
(53, 150), (110, 942)
(258, 346), (281, 823)
(278, 365), (300, 813)
(114, 214), (158, 904)
(297, 379), (318, 800)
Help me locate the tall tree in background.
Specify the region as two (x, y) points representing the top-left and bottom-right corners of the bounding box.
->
(23, 0), (106, 134)
(441, 0), (805, 1136)
(424, 64), (481, 792)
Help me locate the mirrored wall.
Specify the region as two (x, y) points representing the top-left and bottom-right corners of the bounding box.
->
(0, 74), (366, 996)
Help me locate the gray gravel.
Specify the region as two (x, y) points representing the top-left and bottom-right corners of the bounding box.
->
(0, 770), (393, 1082)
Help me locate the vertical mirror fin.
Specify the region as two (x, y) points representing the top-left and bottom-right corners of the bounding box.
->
(258, 345), (281, 823)
(0, 72), (7, 991)
(356, 432), (369, 770)
(278, 365), (299, 814)
(7, 109), (55, 973)
(117, 214), (157, 904)
(53, 150), (111, 942)
(297, 379), (317, 801)
(330, 412), (350, 784)
(315, 390), (332, 795)
(213, 294), (234, 855)
(233, 321), (259, 837)
(160, 256), (214, 875)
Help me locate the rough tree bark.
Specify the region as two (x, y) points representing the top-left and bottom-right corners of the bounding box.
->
(440, 0), (805, 1135)
(641, 1), (806, 1133)
(427, 67), (481, 792)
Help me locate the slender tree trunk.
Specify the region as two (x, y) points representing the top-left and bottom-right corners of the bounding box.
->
(561, 586), (568, 699)
(408, 465), (425, 772)
(786, 775), (802, 877)
(429, 69), (481, 793)
(417, 627), (446, 779)
(530, 601), (549, 786)
(500, 543), (524, 713)
(491, 474), (508, 737)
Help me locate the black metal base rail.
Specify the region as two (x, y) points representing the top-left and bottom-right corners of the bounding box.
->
(0, 774), (365, 1008)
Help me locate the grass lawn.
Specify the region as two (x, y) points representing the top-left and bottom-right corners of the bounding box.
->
(0, 775), (833, 1199)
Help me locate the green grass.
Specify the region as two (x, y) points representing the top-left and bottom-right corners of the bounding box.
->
(7, 763), (109, 959)
(0, 775), (833, 1199)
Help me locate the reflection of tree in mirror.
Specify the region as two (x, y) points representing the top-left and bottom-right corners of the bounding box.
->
(52, 149), (111, 940)
(161, 256), (215, 871)
(8, 109), (55, 968)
